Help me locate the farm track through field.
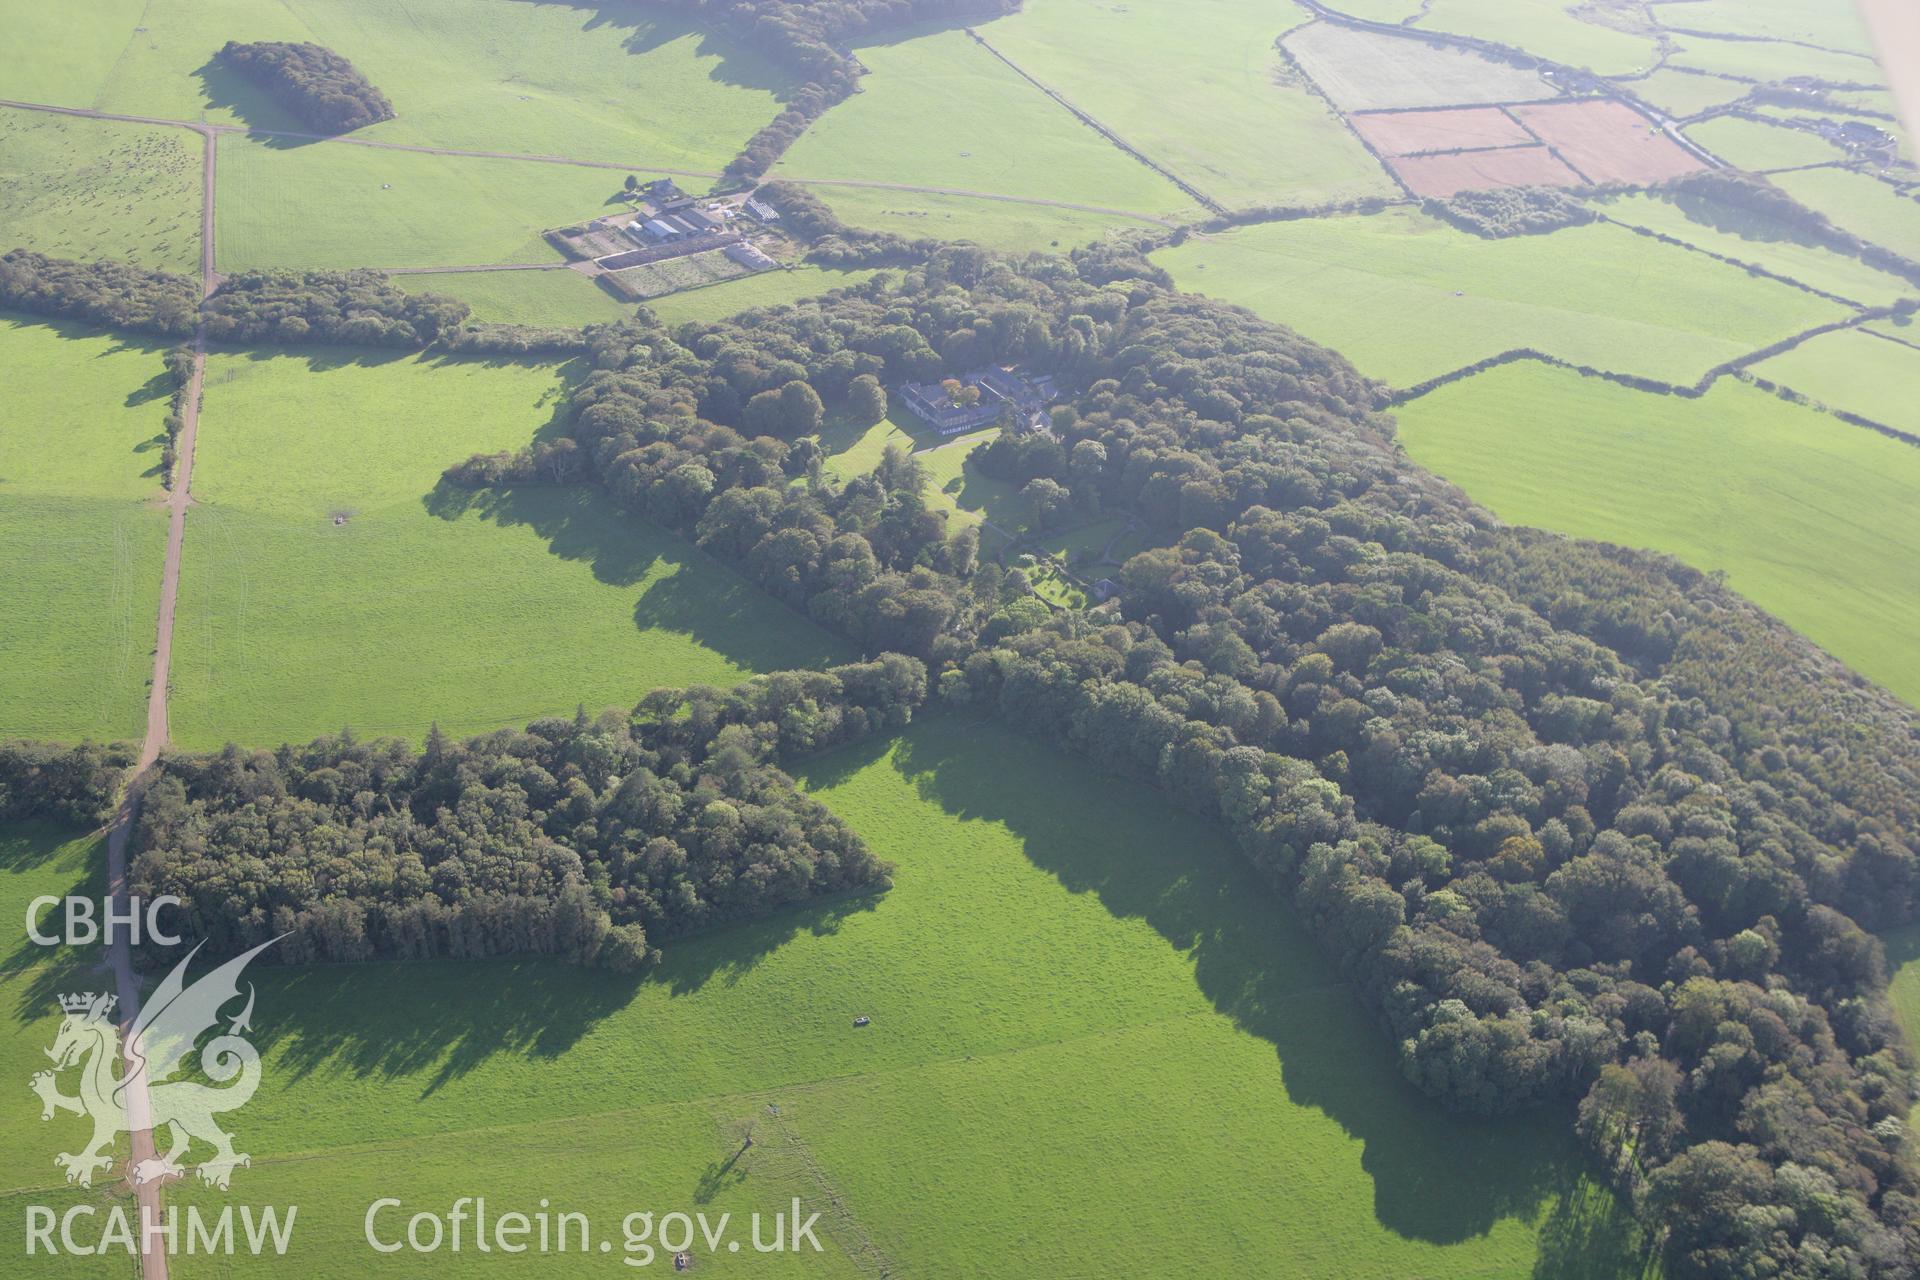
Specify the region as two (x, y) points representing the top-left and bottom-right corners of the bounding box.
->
(0, 98), (1181, 230)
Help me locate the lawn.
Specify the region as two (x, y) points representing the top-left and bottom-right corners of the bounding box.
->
(0, 317), (169, 745)
(395, 269), (636, 327)
(1591, 188), (1916, 307)
(1685, 114), (1845, 171)
(1154, 208), (1848, 389)
(1397, 363), (1920, 706)
(169, 347), (845, 748)
(1620, 69), (1753, 119)
(214, 134), (657, 271)
(0, 0), (791, 172)
(154, 718), (1642, 1277)
(0, 823), (131, 1279)
(791, 184), (1164, 255)
(973, 0), (1395, 210)
(650, 265), (884, 327)
(1414, 0), (1659, 76)
(1754, 327), (1920, 436)
(914, 430), (1024, 548)
(1773, 167), (1920, 262)
(773, 27), (1200, 220)
(0, 107), (201, 274)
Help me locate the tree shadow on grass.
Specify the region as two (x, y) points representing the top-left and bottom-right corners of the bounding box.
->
(193, 59), (321, 146)
(820, 717), (1648, 1262)
(505, 1), (799, 100)
(422, 478), (848, 673)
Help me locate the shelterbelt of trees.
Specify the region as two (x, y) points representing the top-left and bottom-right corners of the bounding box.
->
(0, 741), (135, 827)
(127, 657), (917, 972)
(434, 242), (1920, 1276)
(217, 41), (395, 134)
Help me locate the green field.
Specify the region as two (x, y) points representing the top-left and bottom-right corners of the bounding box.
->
(1655, 0), (1877, 58)
(816, 412), (1020, 548)
(153, 718), (1642, 1277)
(1773, 167), (1920, 261)
(793, 183), (1165, 255)
(1590, 188), (1917, 307)
(1397, 364), (1920, 706)
(0, 0), (789, 172)
(1663, 33), (1884, 88)
(0, 824), (130, 1279)
(773, 28), (1200, 220)
(395, 269), (635, 327)
(170, 347), (845, 748)
(649, 265), (884, 327)
(0, 107), (201, 274)
(1323, 0), (1427, 21)
(1887, 925), (1920, 1104)
(1156, 208), (1848, 389)
(1621, 68), (1753, 118)
(1685, 114), (1845, 171)
(1754, 327), (1920, 435)
(974, 0), (1394, 210)
(0, 318), (169, 744)
(1281, 20), (1552, 113)
(1415, 0), (1659, 75)
(214, 135), (658, 271)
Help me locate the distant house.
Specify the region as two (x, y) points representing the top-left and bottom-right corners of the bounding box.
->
(744, 197), (781, 222)
(1092, 578), (1121, 603)
(897, 365), (1060, 436)
(645, 178), (683, 202)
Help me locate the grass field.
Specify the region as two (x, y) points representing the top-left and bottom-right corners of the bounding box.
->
(395, 268), (635, 326)
(790, 184), (1164, 255)
(1655, 0), (1877, 59)
(773, 28), (1200, 220)
(649, 265), (884, 327)
(152, 718), (1643, 1277)
(1621, 68), (1753, 118)
(1155, 208), (1847, 389)
(1397, 364), (1920, 706)
(1773, 167), (1920, 261)
(1684, 114), (1845, 171)
(1281, 21), (1552, 112)
(170, 347), (845, 748)
(973, 0), (1394, 210)
(0, 0), (790, 172)
(1887, 924), (1920, 1114)
(1754, 327), (1920, 435)
(0, 107), (201, 274)
(1590, 189), (1916, 307)
(1663, 34), (1885, 88)
(1415, 0), (1659, 76)
(0, 823), (131, 1279)
(0, 317), (169, 745)
(816, 413), (1020, 548)
(214, 135), (658, 271)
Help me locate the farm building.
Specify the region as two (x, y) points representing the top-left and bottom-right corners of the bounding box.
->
(899, 366), (1057, 435)
(745, 197), (781, 222)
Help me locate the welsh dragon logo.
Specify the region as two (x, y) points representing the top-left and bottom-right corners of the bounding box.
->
(31, 939), (278, 1190)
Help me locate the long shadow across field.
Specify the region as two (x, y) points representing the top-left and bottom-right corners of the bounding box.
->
(508, 1), (798, 99)
(848, 721), (1648, 1272)
(423, 477), (848, 675)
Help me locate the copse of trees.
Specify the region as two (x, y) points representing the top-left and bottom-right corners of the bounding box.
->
(425, 243), (1920, 1274)
(1429, 186), (1596, 238)
(0, 250), (198, 336)
(0, 741), (133, 827)
(130, 659), (914, 972)
(756, 181), (937, 266)
(1672, 169), (1920, 286)
(217, 41), (395, 133)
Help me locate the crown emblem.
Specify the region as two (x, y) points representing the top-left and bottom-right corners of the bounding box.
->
(59, 993), (113, 1017)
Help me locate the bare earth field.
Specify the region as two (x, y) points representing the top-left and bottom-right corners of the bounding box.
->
(1350, 106), (1537, 155)
(1391, 145), (1582, 197)
(1509, 99), (1706, 184)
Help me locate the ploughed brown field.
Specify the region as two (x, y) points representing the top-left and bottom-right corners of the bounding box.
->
(1388, 144), (1585, 196)
(1350, 105), (1539, 156)
(1509, 99), (1707, 184)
